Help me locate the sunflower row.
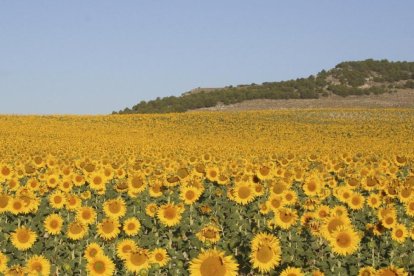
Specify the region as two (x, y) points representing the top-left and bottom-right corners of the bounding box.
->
(0, 152), (413, 274)
(0, 110), (414, 275)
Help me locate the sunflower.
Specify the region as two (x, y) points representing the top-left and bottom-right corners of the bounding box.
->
(115, 180), (128, 193)
(398, 187), (413, 203)
(87, 255), (115, 276)
(11, 226), (37, 251)
(44, 214), (64, 235)
(25, 255), (51, 276)
(302, 197), (321, 211)
(17, 190), (39, 214)
(88, 172), (108, 191)
(103, 198), (127, 219)
(410, 226), (414, 240)
(4, 265), (27, 276)
(381, 214), (397, 229)
(8, 197), (27, 215)
(157, 203), (183, 227)
(201, 153), (212, 163)
(6, 177), (20, 192)
(0, 252), (8, 273)
(103, 166), (114, 179)
(358, 266), (376, 276)
(26, 178), (40, 191)
(180, 186), (201, 205)
(315, 205), (330, 220)
(176, 167), (190, 180)
(347, 192), (365, 210)
(376, 265), (408, 276)
(205, 166), (220, 182)
(0, 193), (10, 213)
(46, 174), (59, 188)
(258, 202), (271, 215)
(253, 183), (265, 196)
(151, 248), (170, 267)
(279, 266), (305, 276)
(250, 232), (281, 273)
(196, 225), (221, 244)
(256, 165), (273, 180)
(65, 194), (81, 211)
(405, 199), (414, 217)
(330, 205), (349, 217)
(145, 203), (158, 217)
(282, 190), (297, 206)
(127, 173), (147, 194)
(73, 174), (86, 186)
(149, 183), (163, 198)
(59, 178), (74, 193)
(311, 269), (325, 276)
(216, 174), (230, 185)
(84, 243), (104, 262)
(199, 204), (212, 215)
(321, 215), (352, 238)
(97, 218), (120, 240)
(378, 205), (397, 220)
(372, 222), (386, 237)
(270, 181), (288, 195)
(81, 190), (92, 200)
(274, 208), (298, 230)
(337, 188), (353, 203)
(302, 175), (322, 196)
(115, 167), (126, 178)
(391, 223), (408, 243)
(345, 177), (360, 190)
(116, 239), (138, 260)
(48, 190), (66, 209)
(232, 182), (256, 205)
(123, 217), (141, 236)
(76, 206), (97, 225)
(67, 220), (88, 240)
(327, 226), (361, 255)
(0, 164), (13, 181)
(189, 249), (238, 276)
(124, 248), (151, 273)
(367, 193), (381, 209)
(267, 194), (285, 212)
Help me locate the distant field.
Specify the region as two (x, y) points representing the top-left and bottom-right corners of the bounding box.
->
(0, 110), (413, 275)
(192, 89), (414, 111)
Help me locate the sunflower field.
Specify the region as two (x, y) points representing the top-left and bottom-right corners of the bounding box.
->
(0, 109), (413, 275)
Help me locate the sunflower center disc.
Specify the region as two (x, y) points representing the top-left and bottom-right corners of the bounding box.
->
(336, 233), (351, 248)
(238, 186), (251, 199)
(94, 261), (105, 273)
(200, 256), (226, 276)
(131, 252), (148, 266)
(164, 207), (176, 219)
(17, 230), (30, 243)
(256, 245), (273, 263)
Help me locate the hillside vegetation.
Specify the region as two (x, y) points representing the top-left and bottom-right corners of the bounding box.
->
(115, 59), (414, 114)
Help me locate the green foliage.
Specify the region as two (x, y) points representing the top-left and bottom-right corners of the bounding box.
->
(116, 59), (414, 114)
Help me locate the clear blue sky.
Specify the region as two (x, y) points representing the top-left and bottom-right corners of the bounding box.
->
(1, 1), (413, 114)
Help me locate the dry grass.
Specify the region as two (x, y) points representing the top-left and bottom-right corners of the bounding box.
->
(190, 89), (414, 112)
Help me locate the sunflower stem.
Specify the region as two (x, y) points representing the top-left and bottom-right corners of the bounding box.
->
(288, 231), (291, 247)
(168, 229), (173, 249)
(190, 204), (193, 226)
(371, 237), (375, 267)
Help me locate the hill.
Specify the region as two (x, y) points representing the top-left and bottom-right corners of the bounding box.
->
(114, 59), (414, 114)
